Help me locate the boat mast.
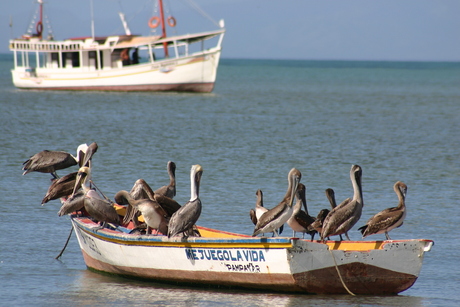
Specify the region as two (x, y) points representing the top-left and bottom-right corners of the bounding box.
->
(37, 0), (43, 39)
(158, 0), (169, 57)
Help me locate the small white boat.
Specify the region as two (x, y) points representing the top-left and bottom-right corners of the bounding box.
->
(70, 210), (433, 295)
(9, 0), (225, 92)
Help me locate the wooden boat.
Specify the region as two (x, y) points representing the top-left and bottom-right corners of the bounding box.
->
(9, 0), (225, 92)
(70, 209), (433, 295)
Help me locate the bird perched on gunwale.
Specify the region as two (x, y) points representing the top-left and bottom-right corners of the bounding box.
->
(252, 168), (302, 237)
(287, 183), (316, 240)
(358, 181), (407, 240)
(168, 164), (203, 238)
(321, 165), (363, 241)
(71, 166), (119, 227)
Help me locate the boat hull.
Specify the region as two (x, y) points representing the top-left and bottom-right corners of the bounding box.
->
(71, 216), (433, 294)
(11, 52), (221, 93)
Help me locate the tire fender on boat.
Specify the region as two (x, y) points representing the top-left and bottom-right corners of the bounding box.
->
(167, 16), (176, 27)
(148, 16), (160, 28)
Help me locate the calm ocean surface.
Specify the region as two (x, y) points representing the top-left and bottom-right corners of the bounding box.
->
(0, 54), (459, 306)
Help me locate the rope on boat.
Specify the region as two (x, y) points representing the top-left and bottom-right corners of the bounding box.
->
(90, 180), (113, 204)
(328, 248), (356, 296)
(55, 225), (73, 260)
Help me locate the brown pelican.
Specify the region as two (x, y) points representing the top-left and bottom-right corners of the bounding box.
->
(154, 161), (176, 198)
(252, 168), (302, 237)
(72, 166), (119, 227)
(168, 164), (203, 238)
(358, 181), (407, 240)
(58, 190), (85, 216)
(41, 172), (79, 204)
(249, 189), (266, 224)
(80, 142), (98, 168)
(249, 189), (283, 236)
(287, 183), (316, 240)
(114, 190), (169, 235)
(121, 178), (181, 227)
(309, 209), (330, 234)
(321, 165), (363, 241)
(22, 143), (88, 178)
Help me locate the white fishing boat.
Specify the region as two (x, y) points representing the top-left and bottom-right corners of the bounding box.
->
(70, 210), (433, 295)
(9, 0), (225, 92)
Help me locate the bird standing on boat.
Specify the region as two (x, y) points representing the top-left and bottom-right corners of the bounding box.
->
(321, 165), (363, 241)
(72, 166), (119, 227)
(252, 168), (302, 237)
(168, 164), (203, 238)
(358, 181), (407, 240)
(249, 189), (283, 236)
(22, 143), (88, 178)
(115, 190), (169, 235)
(57, 190), (85, 216)
(287, 183), (316, 240)
(249, 189), (266, 225)
(309, 189), (337, 235)
(154, 161), (177, 199)
(121, 178), (181, 227)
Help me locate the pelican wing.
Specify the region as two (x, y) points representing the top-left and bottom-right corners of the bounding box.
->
(168, 199), (202, 237)
(58, 190), (85, 216)
(42, 172), (79, 204)
(153, 194), (181, 217)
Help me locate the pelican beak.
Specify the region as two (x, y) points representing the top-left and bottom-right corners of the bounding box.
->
(71, 168), (87, 198)
(288, 169), (301, 207)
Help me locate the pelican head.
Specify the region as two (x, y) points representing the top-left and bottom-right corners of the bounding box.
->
(190, 164), (203, 200)
(288, 168), (302, 208)
(71, 166), (91, 197)
(75, 143), (89, 166)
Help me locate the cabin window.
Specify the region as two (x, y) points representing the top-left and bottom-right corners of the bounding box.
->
(51, 52), (60, 68)
(88, 51), (104, 70)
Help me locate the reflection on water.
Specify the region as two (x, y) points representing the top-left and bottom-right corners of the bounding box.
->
(53, 270), (428, 307)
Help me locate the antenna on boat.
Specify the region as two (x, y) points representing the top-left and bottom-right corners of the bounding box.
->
(118, 12), (132, 35)
(9, 15), (13, 39)
(90, 0), (95, 39)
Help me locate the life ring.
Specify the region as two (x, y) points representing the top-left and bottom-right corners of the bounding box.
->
(167, 16), (176, 27)
(148, 16), (160, 28)
(36, 21), (43, 36)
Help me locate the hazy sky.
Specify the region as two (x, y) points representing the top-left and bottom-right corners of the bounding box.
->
(2, 0), (460, 61)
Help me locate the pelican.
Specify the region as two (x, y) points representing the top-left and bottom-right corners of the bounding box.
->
(249, 189), (266, 225)
(22, 143), (88, 178)
(58, 190), (85, 216)
(121, 178), (181, 226)
(321, 165), (363, 241)
(41, 172), (79, 205)
(358, 181), (407, 240)
(309, 208), (330, 234)
(252, 168), (302, 237)
(154, 161), (176, 198)
(41, 143), (97, 205)
(287, 183), (316, 240)
(80, 142), (98, 168)
(72, 166), (119, 227)
(324, 188), (351, 240)
(114, 190), (169, 235)
(249, 189), (283, 236)
(168, 164), (203, 238)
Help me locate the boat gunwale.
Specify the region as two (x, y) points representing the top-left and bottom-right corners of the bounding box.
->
(71, 215), (434, 251)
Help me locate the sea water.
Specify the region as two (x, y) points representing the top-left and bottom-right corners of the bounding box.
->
(0, 55), (459, 306)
